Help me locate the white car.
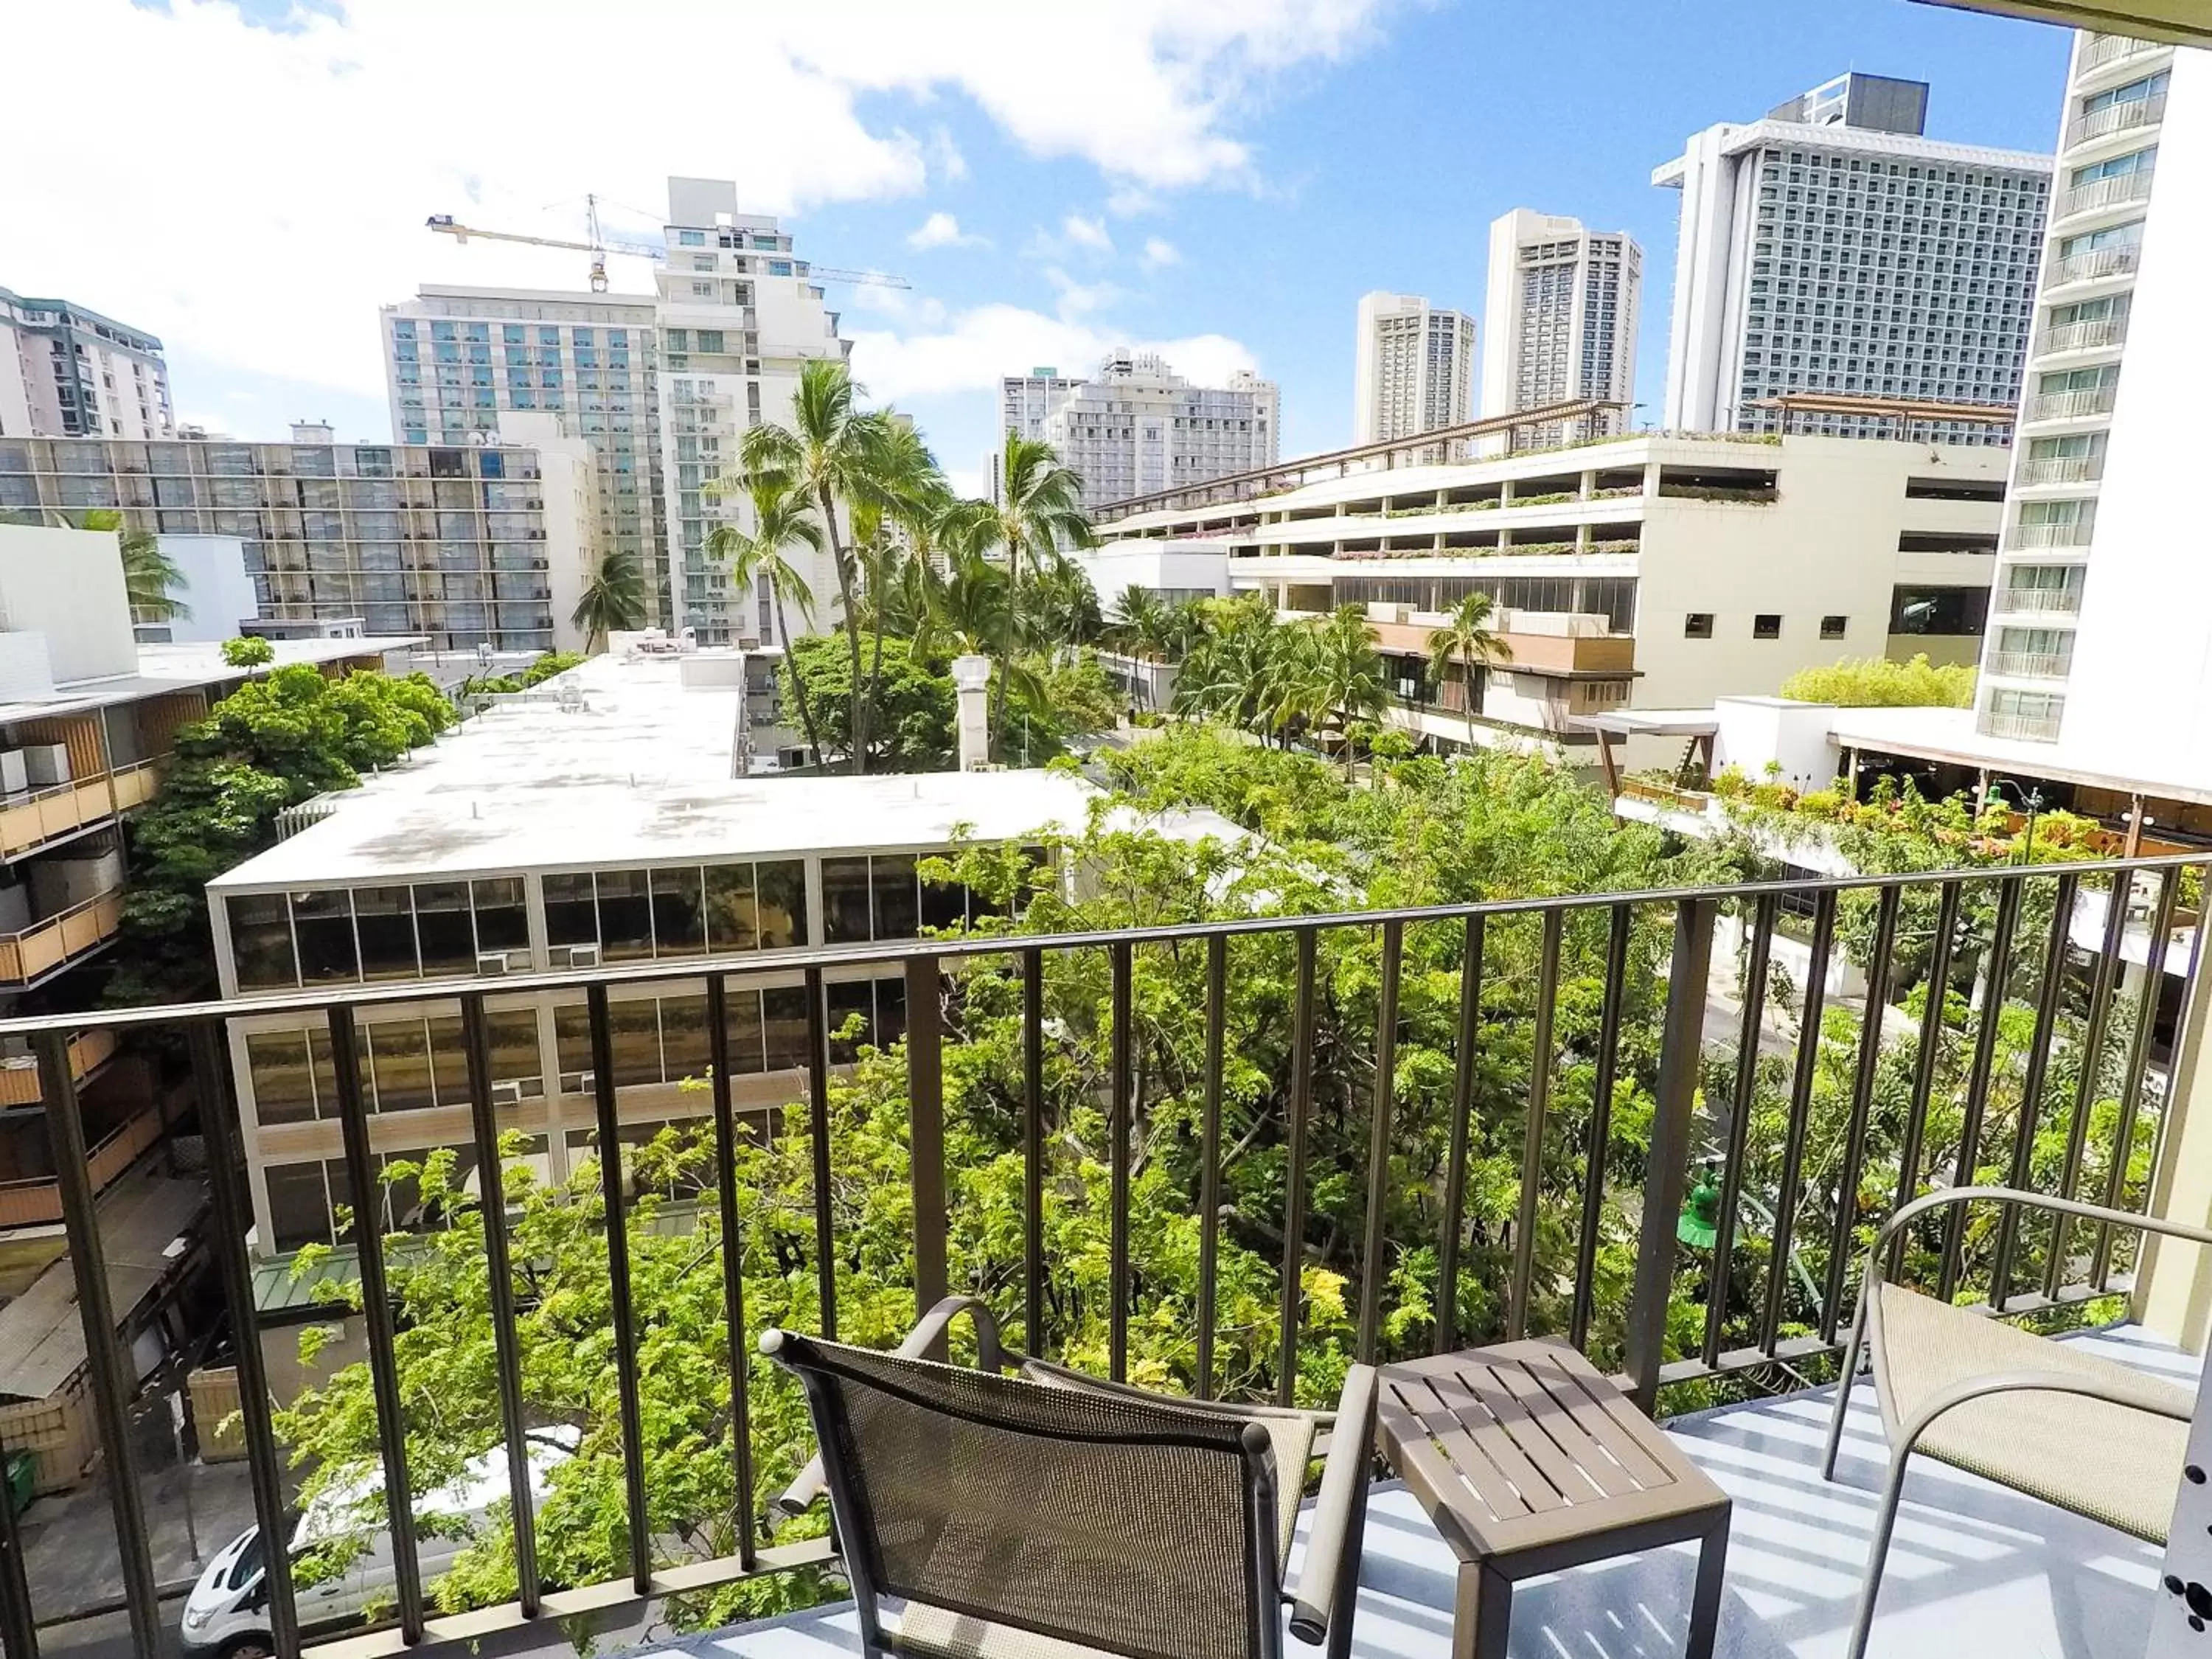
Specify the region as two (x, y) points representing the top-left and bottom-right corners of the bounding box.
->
(178, 1429), (576, 1659)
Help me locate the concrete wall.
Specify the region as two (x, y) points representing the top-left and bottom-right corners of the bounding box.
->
(1712, 695), (1843, 790)
(2059, 48), (2212, 787)
(1076, 540), (1232, 611)
(0, 526), (136, 682)
(152, 535), (259, 643)
(501, 412), (598, 654)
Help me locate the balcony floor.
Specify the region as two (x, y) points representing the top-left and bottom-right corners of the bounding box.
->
(664, 1324), (2196, 1659)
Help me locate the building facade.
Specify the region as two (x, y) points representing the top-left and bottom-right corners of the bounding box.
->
(381, 287), (667, 630)
(1, 288), (174, 442)
(1478, 214), (1641, 444)
(0, 426), (597, 653)
(1352, 293), (1478, 445)
(1654, 72), (2050, 442)
(1093, 433), (2006, 765)
(1043, 352), (1281, 512)
(1979, 32), (2205, 773)
(1001, 369), (1083, 446)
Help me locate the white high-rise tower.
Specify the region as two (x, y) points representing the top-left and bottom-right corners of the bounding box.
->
(1352, 293), (1477, 445)
(1479, 212), (1642, 445)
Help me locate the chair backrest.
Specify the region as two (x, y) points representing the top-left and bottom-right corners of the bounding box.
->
(768, 1332), (1284, 1659)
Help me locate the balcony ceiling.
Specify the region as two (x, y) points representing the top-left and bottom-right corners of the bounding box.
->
(1916, 0), (2212, 45)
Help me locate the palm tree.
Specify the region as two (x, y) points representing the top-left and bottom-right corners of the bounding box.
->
(740, 359), (905, 773)
(708, 470), (827, 765)
(74, 509), (189, 622)
(1311, 606), (1388, 775)
(970, 433), (1096, 736)
(571, 545), (649, 651)
(1425, 591), (1513, 755)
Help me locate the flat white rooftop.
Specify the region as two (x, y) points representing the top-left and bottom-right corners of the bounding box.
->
(0, 633), (431, 725)
(208, 652), (1200, 891)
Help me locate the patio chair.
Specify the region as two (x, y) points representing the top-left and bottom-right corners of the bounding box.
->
(1820, 1184), (2212, 1659)
(761, 1295), (1377, 1659)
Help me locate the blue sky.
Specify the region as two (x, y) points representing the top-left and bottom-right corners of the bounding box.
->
(21, 1), (2072, 496)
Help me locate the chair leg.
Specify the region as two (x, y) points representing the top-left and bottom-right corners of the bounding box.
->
(1325, 1453), (1371, 1659)
(1686, 1504), (1730, 1659)
(1453, 1562), (1512, 1659)
(1845, 1447), (1914, 1659)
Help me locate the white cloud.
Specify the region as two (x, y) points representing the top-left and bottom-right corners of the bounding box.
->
(849, 304), (1259, 405)
(1043, 268), (1124, 319)
(0, 0), (1386, 425)
(1141, 237), (1182, 271)
(1106, 187), (1161, 218)
(1060, 214), (1114, 254)
(907, 211), (985, 251)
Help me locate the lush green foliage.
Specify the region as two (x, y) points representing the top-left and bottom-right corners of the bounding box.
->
(221, 636), (276, 668)
(1172, 597), (1388, 768)
(110, 665), (454, 1003)
(1778, 653), (1976, 708)
(457, 651), (586, 699)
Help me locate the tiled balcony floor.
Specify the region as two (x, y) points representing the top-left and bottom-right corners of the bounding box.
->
(667, 1324), (2197, 1659)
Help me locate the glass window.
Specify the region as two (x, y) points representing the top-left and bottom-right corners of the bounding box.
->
(821, 857), (872, 944)
(426, 1016), (470, 1104)
(870, 855), (919, 942)
(660, 995), (712, 1081)
(488, 1009), (542, 1091)
(608, 998), (661, 1085)
(1752, 614), (1782, 639)
(554, 1004), (592, 1087)
(543, 872), (597, 947)
(827, 978), (874, 1062)
(764, 985), (810, 1070)
(265, 1163), (333, 1253)
(414, 883), (475, 973)
(366, 1018), (435, 1112)
(919, 868), (967, 933)
(757, 861), (807, 947)
(291, 890), (359, 984)
(247, 1032), (316, 1125)
(650, 867), (706, 957)
(704, 863), (757, 950)
(723, 987), (766, 1074)
(352, 886), (419, 980)
(229, 894), (296, 989)
(594, 870), (654, 961)
(473, 877), (529, 952)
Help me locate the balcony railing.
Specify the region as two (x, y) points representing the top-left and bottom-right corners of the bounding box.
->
(1, 852), (2201, 1659)
(2057, 170), (2155, 222)
(2023, 386), (2118, 422)
(2008, 520), (2095, 549)
(1997, 585), (2084, 616)
(1985, 650), (2074, 681)
(2044, 246), (2140, 288)
(2067, 94), (2167, 148)
(1983, 705), (2067, 741)
(2035, 316), (2127, 355)
(0, 1026), (118, 1108)
(2079, 31), (2165, 73)
(2015, 456), (2103, 487)
(0, 888), (125, 986)
(0, 1090), (157, 1230)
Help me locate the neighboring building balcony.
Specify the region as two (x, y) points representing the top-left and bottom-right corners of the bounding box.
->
(2044, 246), (2142, 289)
(1995, 585), (2085, 617)
(0, 1027), (119, 1109)
(2035, 316), (2129, 356)
(0, 760), (159, 863)
(1985, 650), (2075, 681)
(2008, 521), (2096, 550)
(0, 1091), (160, 1231)
(1983, 703), (2067, 741)
(2056, 170), (2156, 223)
(2067, 94), (2168, 149)
(0, 888), (125, 987)
(1365, 613), (1636, 678)
(2015, 456), (2104, 487)
(2078, 31), (2167, 74)
(2023, 386), (2120, 424)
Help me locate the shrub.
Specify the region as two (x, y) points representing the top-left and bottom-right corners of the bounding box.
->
(220, 635), (275, 667)
(1779, 653), (1976, 709)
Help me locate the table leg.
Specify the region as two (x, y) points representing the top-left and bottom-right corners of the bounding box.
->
(1453, 1561), (1513, 1659)
(1686, 1504), (1731, 1659)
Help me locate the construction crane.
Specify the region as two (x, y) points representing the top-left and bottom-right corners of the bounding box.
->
(425, 195), (909, 293)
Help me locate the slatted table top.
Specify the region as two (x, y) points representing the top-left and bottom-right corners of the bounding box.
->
(1375, 1339), (1728, 1561)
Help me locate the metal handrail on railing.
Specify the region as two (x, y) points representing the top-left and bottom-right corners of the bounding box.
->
(2058, 171), (2154, 221)
(2023, 386), (2118, 423)
(6, 849), (2207, 1659)
(2035, 317), (2126, 356)
(2015, 456), (2103, 487)
(2045, 246), (2141, 288)
(2079, 32), (2165, 73)
(1997, 586), (2084, 616)
(1986, 650), (2074, 681)
(2066, 93), (2167, 148)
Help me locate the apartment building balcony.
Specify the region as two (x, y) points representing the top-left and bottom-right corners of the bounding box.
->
(1985, 649), (2075, 681)
(2036, 316), (2129, 356)
(1996, 585), (2085, 617)
(0, 759), (159, 863)
(2056, 170), (2157, 223)
(2044, 245), (2143, 289)
(2077, 30), (2167, 74)
(2015, 456), (2105, 487)
(2067, 94), (2167, 148)
(1984, 704), (2067, 741)
(2008, 521), (2097, 550)
(0, 887), (125, 987)
(10, 853), (2211, 1659)
(2023, 386), (2120, 423)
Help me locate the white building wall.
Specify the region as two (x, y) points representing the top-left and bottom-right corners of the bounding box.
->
(1354, 293), (1476, 445)
(2052, 43), (2211, 781)
(0, 526), (138, 682)
(1073, 540), (1233, 609)
(153, 535), (261, 643)
(500, 413), (599, 655)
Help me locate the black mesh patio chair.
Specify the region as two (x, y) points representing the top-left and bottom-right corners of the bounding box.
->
(761, 1295), (1377, 1659)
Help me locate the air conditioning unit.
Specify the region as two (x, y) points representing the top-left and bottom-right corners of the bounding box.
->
(559, 1068), (597, 1095)
(477, 949), (529, 975)
(554, 942), (600, 969)
(490, 1077), (525, 1105)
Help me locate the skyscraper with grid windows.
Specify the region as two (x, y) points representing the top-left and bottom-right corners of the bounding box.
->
(1352, 293), (1476, 445)
(1654, 72), (2051, 444)
(1478, 212), (1641, 448)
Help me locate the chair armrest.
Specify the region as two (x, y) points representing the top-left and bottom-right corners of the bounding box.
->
(767, 1296), (1006, 1517)
(1870, 1183), (2212, 1276)
(1288, 1365), (1377, 1646)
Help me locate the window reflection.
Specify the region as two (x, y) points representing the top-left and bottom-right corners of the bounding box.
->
(473, 877), (529, 952)
(703, 863), (757, 950)
(353, 886), (419, 981)
(543, 872), (596, 947)
(414, 883), (475, 972)
(871, 855), (919, 942)
(596, 870), (654, 961)
(291, 890), (359, 983)
(229, 894), (296, 989)
(755, 860), (807, 947)
(651, 867), (705, 957)
(821, 857), (870, 944)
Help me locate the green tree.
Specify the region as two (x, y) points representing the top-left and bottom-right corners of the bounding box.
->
(776, 633), (955, 772)
(1309, 605), (1389, 775)
(74, 507), (191, 622)
(1425, 591), (1512, 754)
(222, 636), (275, 668)
(709, 471), (828, 765)
(964, 434), (1096, 737)
(571, 546), (650, 650)
(1778, 653), (1975, 708)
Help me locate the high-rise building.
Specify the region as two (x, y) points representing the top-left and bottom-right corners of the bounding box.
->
(381, 287), (669, 630)
(1043, 352), (1280, 511)
(654, 178), (852, 646)
(1352, 293), (1477, 445)
(1976, 31), (2199, 769)
(1478, 213), (1641, 447)
(1001, 368), (1082, 448)
(1, 287), (174, 442)
(1654, 72), (2051, 442)
(0, 424), (599, 653)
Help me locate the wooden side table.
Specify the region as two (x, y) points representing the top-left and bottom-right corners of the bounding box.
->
(1374, 1339), (1732, 1659)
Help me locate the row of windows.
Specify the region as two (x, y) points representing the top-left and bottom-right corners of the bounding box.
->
(397, 321), (636, 347)
(1682, 612), (1848, 641)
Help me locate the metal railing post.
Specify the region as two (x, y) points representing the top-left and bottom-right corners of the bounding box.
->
(36, 1028), (160, 1659)
(1627, 899), (1715, 1412)
(905, 954), (949, 1353)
